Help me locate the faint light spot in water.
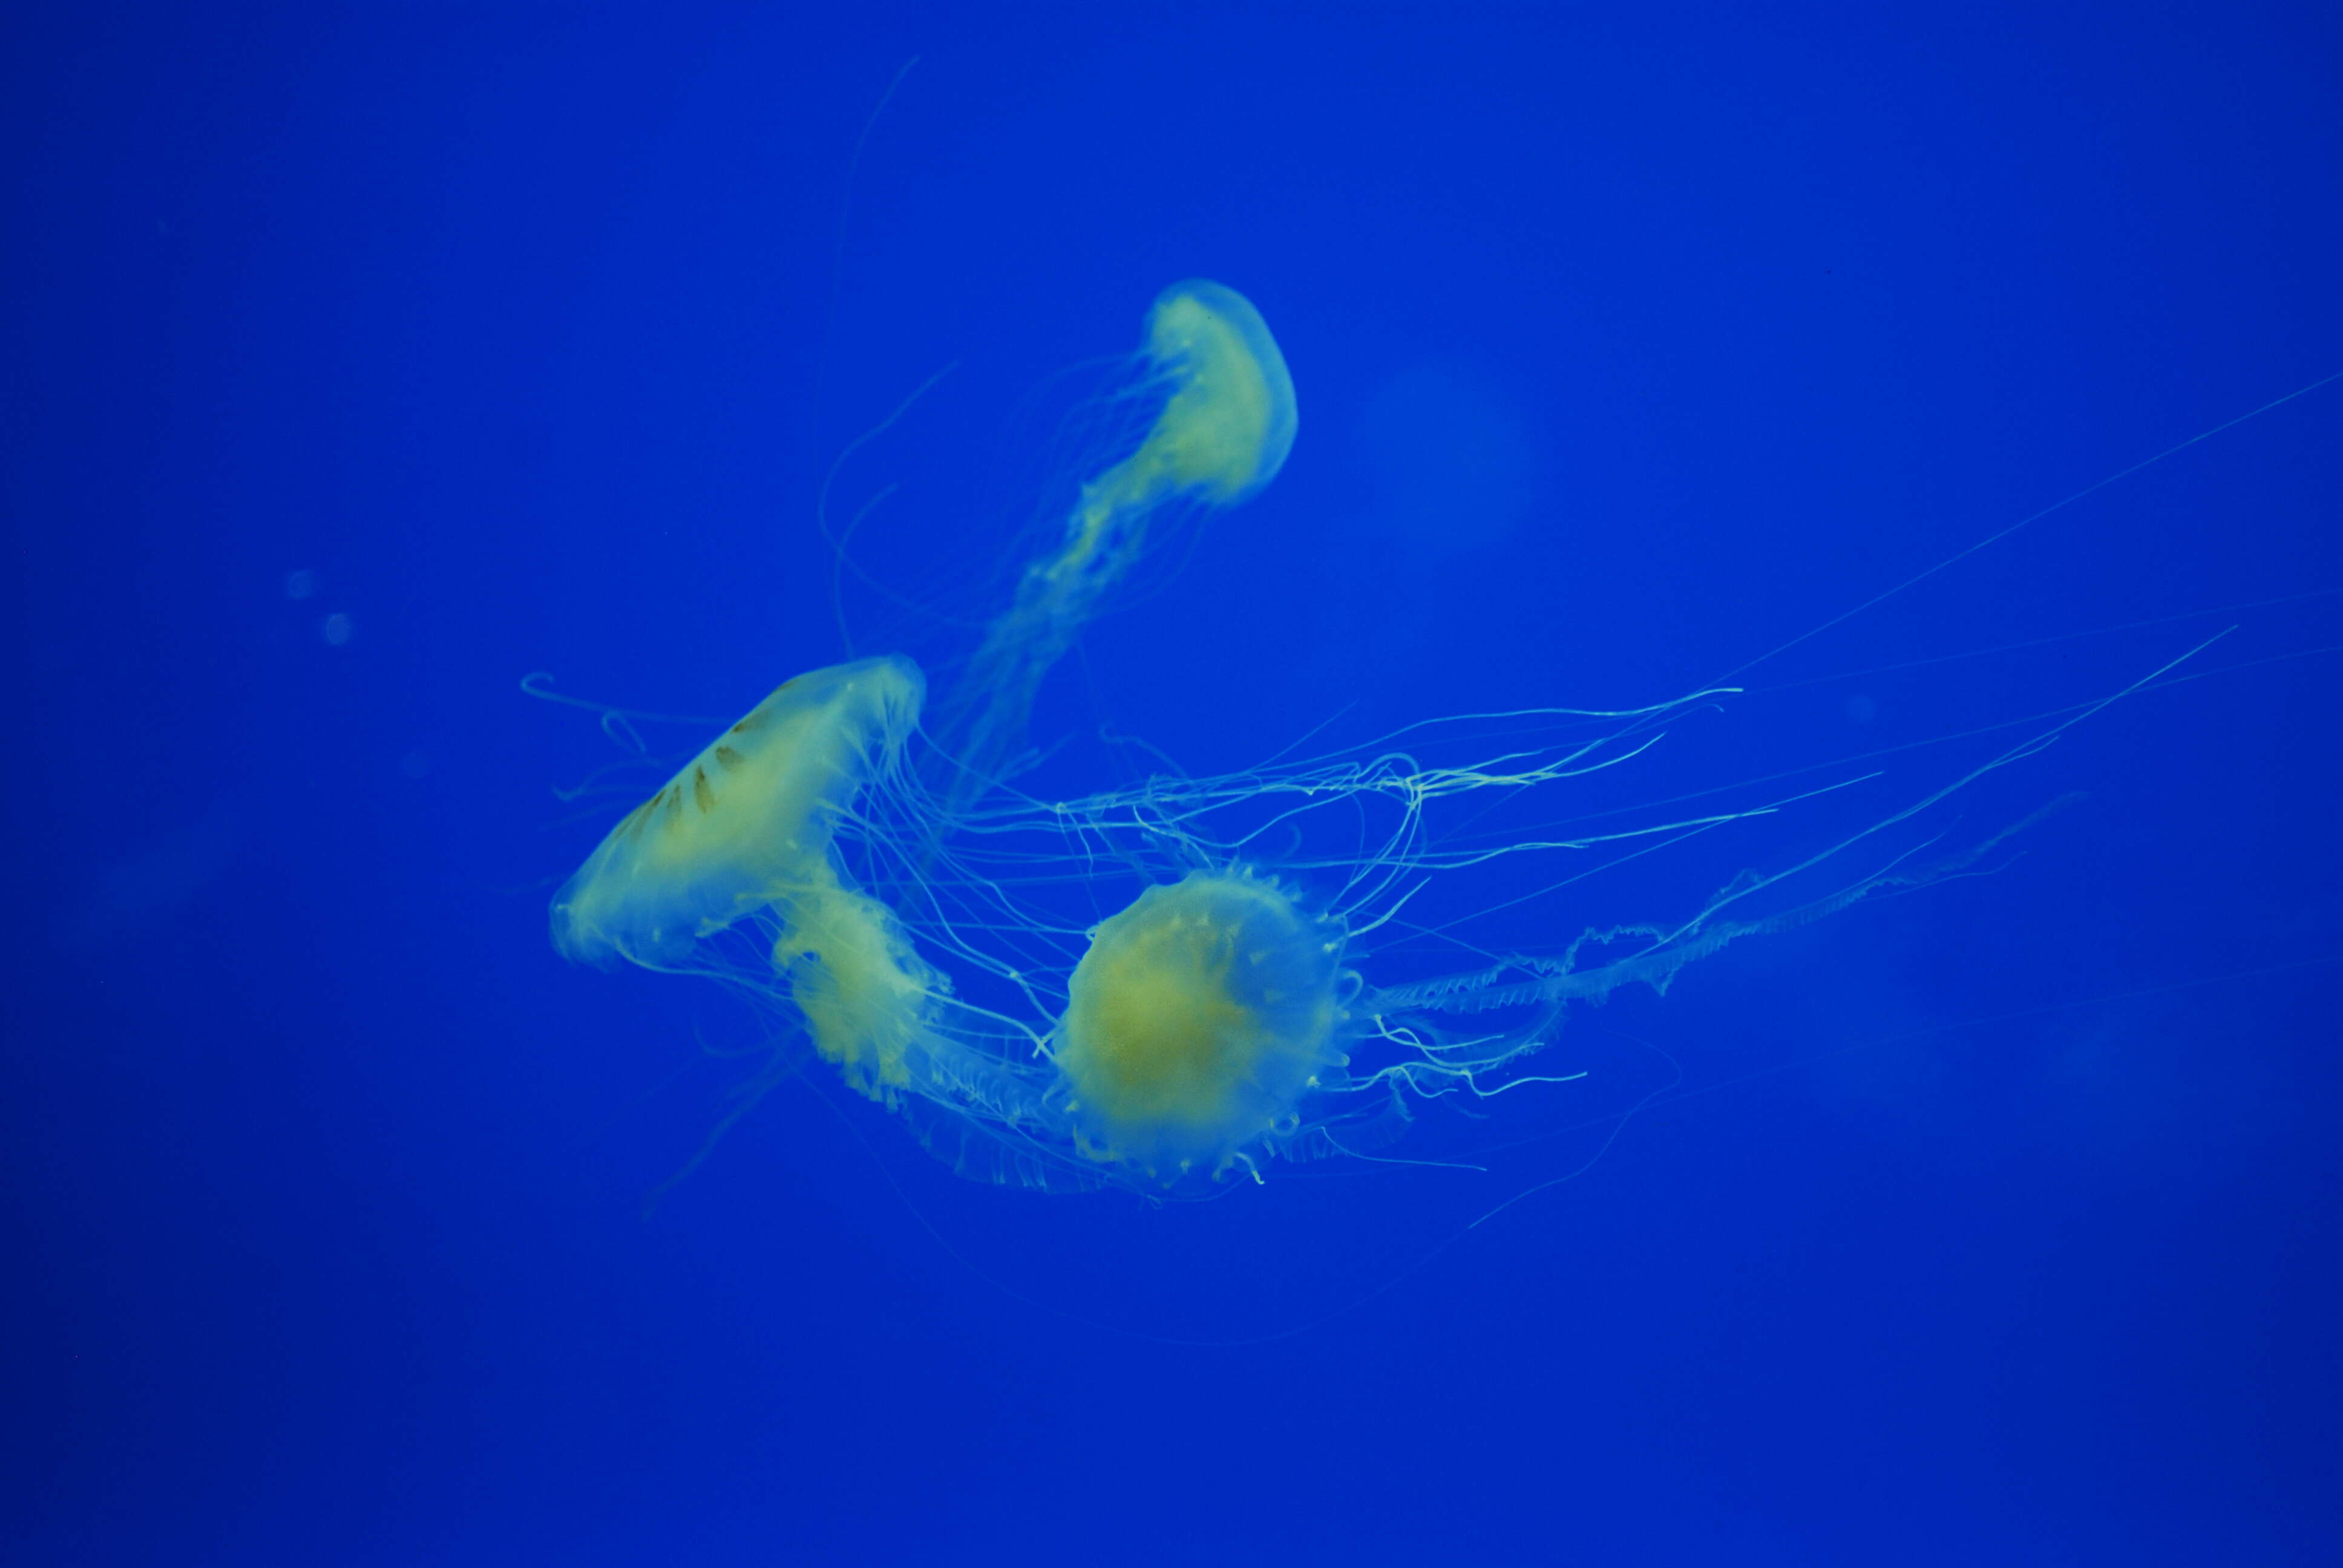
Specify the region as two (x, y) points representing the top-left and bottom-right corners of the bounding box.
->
(64, 813), (236, 948)
(320, 613), (354, 645)
(1844, 694), (1878, 722)
(1352, 362), (1539, 560)
(284, 569), (316, 600)
(399, 749), (431, 780)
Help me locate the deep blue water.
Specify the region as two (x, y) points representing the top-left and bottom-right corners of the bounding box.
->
(8, 5), (2340, 1563)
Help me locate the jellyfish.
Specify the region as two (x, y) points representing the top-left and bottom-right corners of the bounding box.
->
(925, 279), (1296, 814)
(550, 278), (2138, 1197)
(551, 656), (937, 1096)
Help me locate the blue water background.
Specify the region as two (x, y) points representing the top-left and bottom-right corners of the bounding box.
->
(7, 5), (2339, 1563)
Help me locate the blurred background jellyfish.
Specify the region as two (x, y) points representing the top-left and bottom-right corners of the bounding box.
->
(552, 278), (2119, 1197)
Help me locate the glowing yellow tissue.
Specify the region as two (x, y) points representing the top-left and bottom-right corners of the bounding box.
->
(1076, 279), (1298, 523)
(937, 280), (1297, 804)
(549, 656), (923, 966)
(1056, 872), (1346, 1176)
(773, 884), (934, 1098)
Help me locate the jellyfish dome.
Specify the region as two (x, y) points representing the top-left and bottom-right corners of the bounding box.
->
(1104, 278), (1298, 510)
(1056, 871), (1351, 1179)
(550, 656), (923, 967)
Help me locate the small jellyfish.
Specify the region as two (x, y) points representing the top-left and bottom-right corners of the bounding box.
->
(931, 279), (1297, 810)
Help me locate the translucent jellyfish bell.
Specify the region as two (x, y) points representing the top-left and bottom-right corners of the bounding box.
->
(1098, 279), (1298, 511)
(1055, 871), (1349, 1178)
(549, 656), (923, 967)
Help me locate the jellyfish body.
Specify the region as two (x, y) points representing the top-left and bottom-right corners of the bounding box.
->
(1075, 278), (1299, 517)
(932, 279), (1298, 809)
(1056, 871), (1349, 1179)
(551, 655), (922, 965)
(552, 279), (2077, 1197)
(550, 655), (946, 1094)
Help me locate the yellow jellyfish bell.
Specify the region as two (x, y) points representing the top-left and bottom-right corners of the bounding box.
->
(550, 656), (936, 1095)
(549, 656), (923, 965)
(1072, 278), (1299, 524)
(1056, 871), (1348, 1180)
